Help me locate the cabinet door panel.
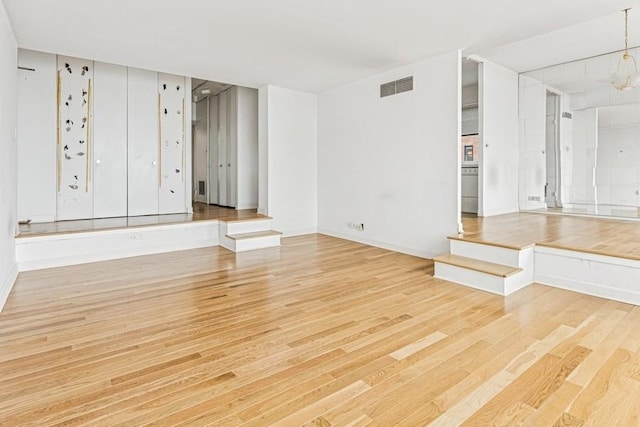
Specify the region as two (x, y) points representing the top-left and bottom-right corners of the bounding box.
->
(93, 62), (127, 218)
(127, 67), (159, 216)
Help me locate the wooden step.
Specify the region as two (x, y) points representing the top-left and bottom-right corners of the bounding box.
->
(220, 215), (272, 223)
(433, 254), (522, 278)
(447, 235), (534, 251)
(226, 230), (282, 241)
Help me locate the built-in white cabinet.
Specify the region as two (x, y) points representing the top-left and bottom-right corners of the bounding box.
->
(16, 49), (191, 223)
(17, 50), (57, 223)
(127, 67), (159, 216)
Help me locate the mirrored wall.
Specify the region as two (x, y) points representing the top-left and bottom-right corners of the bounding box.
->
(519, 47), (640, 219)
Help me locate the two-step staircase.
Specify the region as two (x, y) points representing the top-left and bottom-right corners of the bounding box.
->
(433, 236), (534, 296)
(219, 217), (282, 252)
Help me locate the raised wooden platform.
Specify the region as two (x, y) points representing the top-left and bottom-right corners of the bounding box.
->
(461, 212), (640, 262)
(15, 204), (279, 270)
(437, 212), (640, 305)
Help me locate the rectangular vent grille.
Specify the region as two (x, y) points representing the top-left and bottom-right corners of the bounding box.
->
(380, 82), (396, 98)
(198, 180), (206, 195)
(380, 76), (414, 98)
(395, 77), (413, 93)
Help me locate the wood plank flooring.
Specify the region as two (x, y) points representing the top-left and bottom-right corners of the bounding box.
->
(18, 203), (265, 237)
(1, 234), (640, 425)
(461, 212), (640, 261)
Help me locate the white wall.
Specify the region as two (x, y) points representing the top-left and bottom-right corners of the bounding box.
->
(17, 50), (57, 223)
(259, 86), (317, 236)
(236, 86), (258, 210)
(0, 0), (18, 310)
(478, 60), (519, 217)
(318, 50), (461, 258)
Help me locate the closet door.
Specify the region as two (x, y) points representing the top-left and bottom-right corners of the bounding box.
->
(193, 97), (209, 203)
(158, 73), (187, 214)
(57, 55), (94, 220)
(93, 62), (127, 218)
(208, 95), (219, 205)
(218, 90), (229, 206)
(127, 67), (159, 216)
(227, 87), (238, 208)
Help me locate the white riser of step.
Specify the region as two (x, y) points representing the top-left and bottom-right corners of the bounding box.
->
(220, 234), (281, 253)
(449, 239), (529, 268)
(434, 262), (530, 296)
(221, 219), (272, 235)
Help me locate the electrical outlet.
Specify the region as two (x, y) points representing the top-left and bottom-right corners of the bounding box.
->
(128, 233), (142, 240)
(347, 222), (364, 231)
(528, 196), (541, 202)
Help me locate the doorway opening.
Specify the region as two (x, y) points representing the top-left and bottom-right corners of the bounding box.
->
(191, 79), (259, 210)
(461, 59), (479, 218)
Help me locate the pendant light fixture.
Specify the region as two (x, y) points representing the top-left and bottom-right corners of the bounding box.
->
(610, 8), (640, 91)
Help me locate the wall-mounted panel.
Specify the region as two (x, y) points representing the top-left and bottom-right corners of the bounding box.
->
(57, 56), (94, 220)
(93, 62), (127, 218)
(127, 67), (158, 216)
(158, 73), (186, 214)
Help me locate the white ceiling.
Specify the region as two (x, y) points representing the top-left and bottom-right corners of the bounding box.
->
(3, 0), (638, 92)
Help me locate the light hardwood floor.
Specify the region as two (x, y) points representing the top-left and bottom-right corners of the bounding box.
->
(1, 234), (640, 425)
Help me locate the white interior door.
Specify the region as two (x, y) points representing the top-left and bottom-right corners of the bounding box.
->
(208, 95), (219, 205)
(93, 62), (127, 218)
(127, 67), (159, 216)
(227, 87), (238, 208)
(478, 60), (520, 217)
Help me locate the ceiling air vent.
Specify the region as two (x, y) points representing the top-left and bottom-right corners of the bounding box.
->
(380, 76), (414, 98)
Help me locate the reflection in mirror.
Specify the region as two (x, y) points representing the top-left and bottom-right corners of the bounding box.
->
(519, 47), (640, 219)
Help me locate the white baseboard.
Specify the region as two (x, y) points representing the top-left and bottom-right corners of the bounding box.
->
(17, 221), (220, 271)
(480, 206), (519, 218)
(281, 228), (318, 237)
(0, 262), (19, 312)
(318, 228), (434, 259)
